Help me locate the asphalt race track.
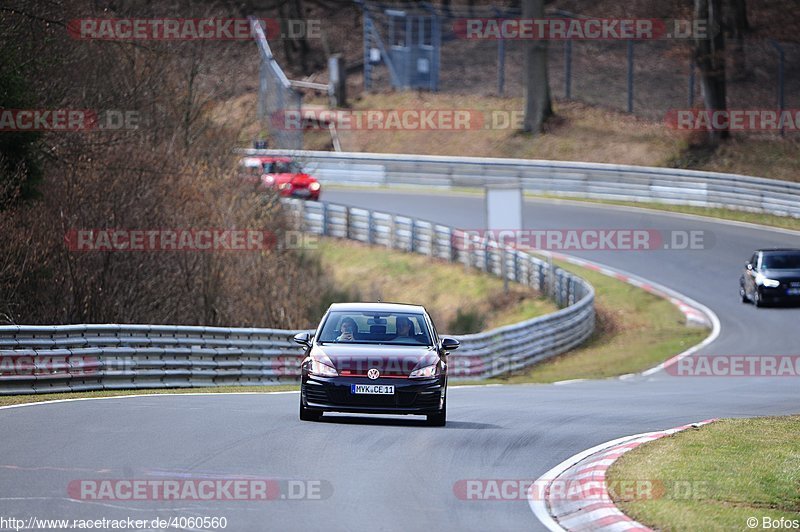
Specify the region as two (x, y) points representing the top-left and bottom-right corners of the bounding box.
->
(1, 191), (799, 531)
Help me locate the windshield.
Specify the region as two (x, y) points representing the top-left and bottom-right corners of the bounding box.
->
(318, 310), (432, 346)
(265, 161), (301, 174)
(761, 252), (800, 270)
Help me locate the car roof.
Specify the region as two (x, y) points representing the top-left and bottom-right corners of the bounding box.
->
(757, 249), (800, 253)
(327, 302), (427, 313)
(241, 156), (293, 164)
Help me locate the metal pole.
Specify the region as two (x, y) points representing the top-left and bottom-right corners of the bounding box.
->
(497, 36), (506, 96)
(364, 11), (372, 91)
(770, 40), (786, 137)
(688, 61), (695, 107)
(627, 40), (634, 113)
(564, 40), (572, 99)
(258, 60), (267, 123)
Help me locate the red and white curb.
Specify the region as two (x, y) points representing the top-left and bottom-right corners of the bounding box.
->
(545, 251), (713, 328)
(529, 419), (718, 531)
(541, 251), (721, 378)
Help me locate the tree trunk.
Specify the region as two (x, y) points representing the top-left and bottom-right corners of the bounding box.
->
(694, 0), (728, 143)
(522, 0), (552, 134)
(724, 0), (749, 80)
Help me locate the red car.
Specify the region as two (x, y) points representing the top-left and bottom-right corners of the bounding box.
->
(239, 156), (321, 200)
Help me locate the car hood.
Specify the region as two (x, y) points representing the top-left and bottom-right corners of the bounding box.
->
(266, 173), (315, 185)
(761, 269), (800, 281)
(311, 343), (439, 377)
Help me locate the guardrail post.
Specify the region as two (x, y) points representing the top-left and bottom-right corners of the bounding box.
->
(321, 202), (329, 236)
(367, 210), (374, 244)
(388, 215), (396, 249)
(410, 219), (417, 252)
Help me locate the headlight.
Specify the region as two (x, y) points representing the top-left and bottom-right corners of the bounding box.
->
(756, 274), (780, 288)
(279, 182), (292, 190)
(409, 364), (438, 378)
(309, 182), (321, 191)
(308, 359), (338, 377)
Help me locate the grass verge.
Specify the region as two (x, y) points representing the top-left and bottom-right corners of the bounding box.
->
(313, 238), (556, 333)
(607, 416), (800, 531)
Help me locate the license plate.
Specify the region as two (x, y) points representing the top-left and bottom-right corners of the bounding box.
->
(351, 384), (394, 395)
(292, 189), (311, 197)
(787, 288), (800, 295)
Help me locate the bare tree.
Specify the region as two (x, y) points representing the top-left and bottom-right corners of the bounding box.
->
(724, 0), (749, 80)
(694, 0), (729, 143)
(521, 0), (552, 134)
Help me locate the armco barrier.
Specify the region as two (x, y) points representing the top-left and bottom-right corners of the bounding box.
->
(248, 149), (800, 218)
(0, 200), (594, 395)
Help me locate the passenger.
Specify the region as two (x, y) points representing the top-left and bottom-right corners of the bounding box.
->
(395, 316), (414, 339)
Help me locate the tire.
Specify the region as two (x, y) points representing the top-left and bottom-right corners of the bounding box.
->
(299, 397), (322, 422)
(753, 289), (764, 308)
(426, 399), (446, 427)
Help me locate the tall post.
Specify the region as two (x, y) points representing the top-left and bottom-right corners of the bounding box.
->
(564, 40), (572, 99)
(627, 40), (634, 113)
(770, 40), (786, 137)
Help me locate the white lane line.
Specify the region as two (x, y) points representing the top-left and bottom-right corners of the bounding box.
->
(0, 391), (299, 411)
(552, 379), (587, 386)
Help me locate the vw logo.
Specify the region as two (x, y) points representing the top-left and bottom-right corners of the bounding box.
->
(367, 368), (380, 380)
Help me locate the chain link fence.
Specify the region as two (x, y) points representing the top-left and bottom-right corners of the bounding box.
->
(250, 17), (303, 149)
(359, 4), (798, 122)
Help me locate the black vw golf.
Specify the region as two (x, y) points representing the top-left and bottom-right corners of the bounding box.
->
(294, 302), (459, 426)
(740, 249), (800, 307)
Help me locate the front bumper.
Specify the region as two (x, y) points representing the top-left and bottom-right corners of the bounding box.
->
(301, 374), (445, 415)
(759, 285), (800, 303)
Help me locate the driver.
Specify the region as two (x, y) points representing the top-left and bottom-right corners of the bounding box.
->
(336, 317), (358, 342)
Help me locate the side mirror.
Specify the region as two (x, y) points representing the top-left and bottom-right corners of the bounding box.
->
(441, 337), (460, 351)
(746, 263), (754, 271)
(293, 332), (312, 348)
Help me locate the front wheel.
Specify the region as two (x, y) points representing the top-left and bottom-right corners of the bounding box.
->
(300, 398), (322, 421)
(753, 289), (763, 308)
(740, 283), (749, 303)
(426, 399), (446, 427)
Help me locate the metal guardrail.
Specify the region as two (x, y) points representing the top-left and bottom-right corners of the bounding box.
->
(0, 200), (594, 395)
(249, 149), (800, 218)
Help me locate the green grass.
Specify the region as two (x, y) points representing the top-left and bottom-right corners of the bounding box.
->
(607, 416), (800, 531)
(459, 260), (709, 384)
(314, 238), (556, 332)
